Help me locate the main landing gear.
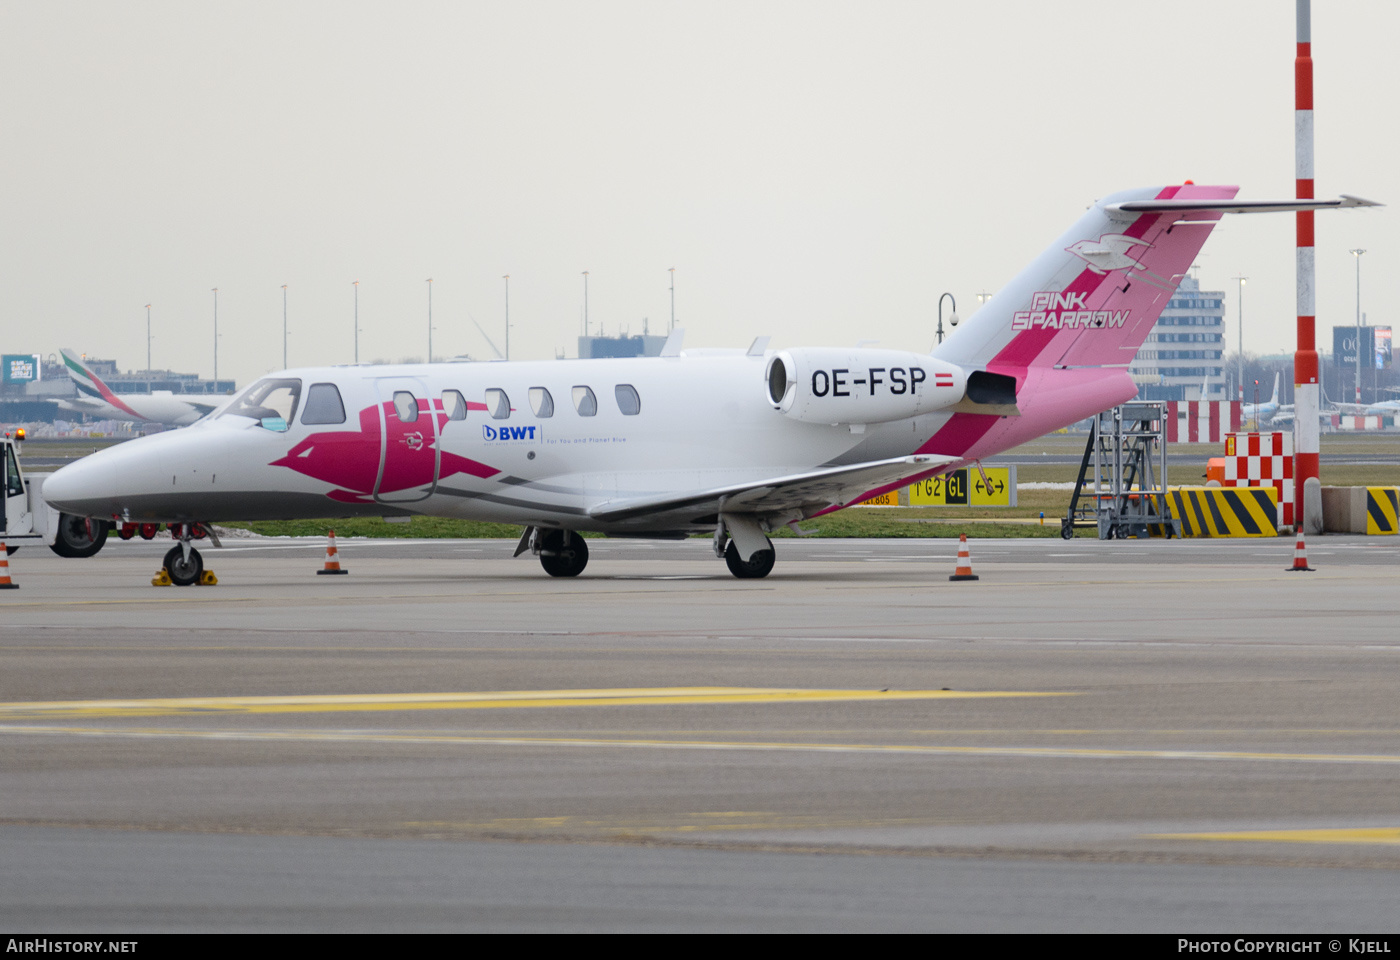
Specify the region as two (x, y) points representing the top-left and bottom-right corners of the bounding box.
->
(517, 527), (590, 577)
(724, 540), (775, 579)
(714, 516), (776, 579)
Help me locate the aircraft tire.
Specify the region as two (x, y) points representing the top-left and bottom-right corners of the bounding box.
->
(162, 545), (204, 587)
(539, 530), (588, 577)
(725, 540), (775, 579)
(49, 514), (110, 559)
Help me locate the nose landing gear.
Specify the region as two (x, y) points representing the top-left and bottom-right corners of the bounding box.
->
(162, 543), (204, 586)
(154, 523), (220, 587)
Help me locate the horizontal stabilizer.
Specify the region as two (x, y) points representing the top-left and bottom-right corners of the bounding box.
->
(588, 454), (956, 524)
(1107, 195), (1381, 216)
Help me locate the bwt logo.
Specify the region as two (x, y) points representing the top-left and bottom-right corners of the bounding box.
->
(483, 425), (539, 441)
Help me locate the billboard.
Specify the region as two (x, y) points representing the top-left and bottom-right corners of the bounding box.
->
(1333, 326), (1393, 370)
(3, 354), (41, 383)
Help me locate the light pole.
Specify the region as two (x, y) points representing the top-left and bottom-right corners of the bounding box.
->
(936, 292), (958, 345)
(502, 275), (510, 361)
(1232, 276), (1247, 401)
(668, 267), (675, 333)
(426, 278), (433, 363)
(582, 270), (589, 338)
(352, 280), (360, 364)
(211, 288), (219, 384)
(144, 304), (152, 386)
(1350, 248), (1366, 403)
(281, 284), (288, 369)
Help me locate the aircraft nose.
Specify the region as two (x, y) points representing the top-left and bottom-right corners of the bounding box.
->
(41, 434), (173, 518)
(42, 454), (121, 516)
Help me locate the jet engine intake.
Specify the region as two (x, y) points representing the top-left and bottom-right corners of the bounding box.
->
(764, 348), (969, 425)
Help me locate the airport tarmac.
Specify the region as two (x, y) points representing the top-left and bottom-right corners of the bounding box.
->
(3, 534), (1399, 932)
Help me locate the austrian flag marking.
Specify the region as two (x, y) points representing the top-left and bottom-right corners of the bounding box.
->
(934, 373), (955, 388)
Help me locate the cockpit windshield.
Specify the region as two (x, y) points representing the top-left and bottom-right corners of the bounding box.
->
(217, 378), (302, 431)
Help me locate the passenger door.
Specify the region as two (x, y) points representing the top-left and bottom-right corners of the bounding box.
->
(373, 378), (440, 503)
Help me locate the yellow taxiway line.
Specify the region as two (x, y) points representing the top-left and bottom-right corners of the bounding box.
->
(1148, 828), (1400, 845)
(0, 687), (1070, 719)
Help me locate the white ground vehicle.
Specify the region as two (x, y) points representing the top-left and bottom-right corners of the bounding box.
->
(2, 431), (110, 558)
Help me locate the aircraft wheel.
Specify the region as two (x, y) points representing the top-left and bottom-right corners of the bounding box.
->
(162, 545), (204, 587)
(725, 539), (775, 579)
(1059, 521), (1074, 540)
(539, 530), (589, 577)
(49, 514), (110, 559)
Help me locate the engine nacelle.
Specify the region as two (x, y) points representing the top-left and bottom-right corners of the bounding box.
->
(764, 348), (969, 424)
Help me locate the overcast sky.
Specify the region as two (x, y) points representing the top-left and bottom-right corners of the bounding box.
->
(2, 0), (1394, 387)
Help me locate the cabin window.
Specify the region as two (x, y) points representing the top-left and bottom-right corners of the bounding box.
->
(572, 385), (597, 417)
(392, 391), (419, 423)
(614, 384), (641, 415)
(441, 390), (468, 421)
(485, 388), (511, 420)
(219, 377), (301, 431)
(300, 383), (346, 425)
(529, 387), (554, 418)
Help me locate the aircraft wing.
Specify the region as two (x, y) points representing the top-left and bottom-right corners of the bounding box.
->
(49, 397), (108, 413)
(588, 454), (957, 524)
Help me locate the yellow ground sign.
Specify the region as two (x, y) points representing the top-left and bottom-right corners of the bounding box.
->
(909, 468), (1014, 506)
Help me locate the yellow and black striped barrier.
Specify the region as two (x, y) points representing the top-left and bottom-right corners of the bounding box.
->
(1321, 486), (1400, 535)
(1167, 486), (1279, 538)
(1366, 487), (1399, 535)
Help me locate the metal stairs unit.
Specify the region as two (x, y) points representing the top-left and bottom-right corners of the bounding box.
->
(1062, 402), (1180, 540)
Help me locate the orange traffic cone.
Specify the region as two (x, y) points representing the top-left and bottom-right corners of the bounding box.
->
(0, 543), (18, 589)
(1285, 530), (1315, 572)
(317, 529), (348, 575)
(949, 533), (979, 581)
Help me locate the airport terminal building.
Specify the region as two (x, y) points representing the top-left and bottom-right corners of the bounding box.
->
(1, 352), (234, 424)
(1129, 275), (1226, 401)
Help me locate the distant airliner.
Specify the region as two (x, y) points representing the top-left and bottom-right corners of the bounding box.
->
(43, 185), (1378, 583)
(1241, 372), (1282, 425)
(52, 348), (219, 427)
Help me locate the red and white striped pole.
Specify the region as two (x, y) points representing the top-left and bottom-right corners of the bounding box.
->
(1294, 0), (1321, 534)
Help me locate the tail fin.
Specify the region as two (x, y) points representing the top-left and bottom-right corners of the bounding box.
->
(934, 184), (1238, 373)
(1271, 371), (1280, 406)
(61, 348), (142, 419)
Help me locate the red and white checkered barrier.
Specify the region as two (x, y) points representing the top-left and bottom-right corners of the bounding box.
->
(1223, 431), (1293, 529)
(1332, 415), (1389, 431)
(1166, 401), (1242, 443)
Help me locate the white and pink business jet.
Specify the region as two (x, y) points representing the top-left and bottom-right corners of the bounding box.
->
(42, 185), (1377, 583)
